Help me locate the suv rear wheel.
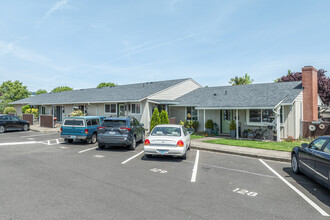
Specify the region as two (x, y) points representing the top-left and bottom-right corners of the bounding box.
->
(129, 137), (136, 150)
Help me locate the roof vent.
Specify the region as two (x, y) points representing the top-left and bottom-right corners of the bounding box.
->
(214, 93), (217, 96)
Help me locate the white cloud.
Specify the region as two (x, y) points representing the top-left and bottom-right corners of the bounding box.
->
(35, 0), (68, 28)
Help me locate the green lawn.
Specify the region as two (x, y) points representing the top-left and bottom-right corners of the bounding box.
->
(190, 134), (206, 139)
(204, 138), (304, 152)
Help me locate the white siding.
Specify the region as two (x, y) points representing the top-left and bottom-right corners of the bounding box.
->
(148, 79), (200, 100)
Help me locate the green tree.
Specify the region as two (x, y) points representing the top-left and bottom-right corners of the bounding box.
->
(51, 86), (73, 93)
(150, 108), (161, 131)
(97, 82), (116, 88)
(229, 73), (254, 86)
(160, 110), (169, 124)
(0, 80), (30, 112)
(36, 89), (47, 95)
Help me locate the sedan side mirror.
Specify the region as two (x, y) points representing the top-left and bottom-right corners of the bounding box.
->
(187, 131), (193, 135)
(301, 143), (309, 148)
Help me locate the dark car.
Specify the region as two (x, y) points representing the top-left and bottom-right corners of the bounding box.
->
(0, 115), (30, 133)
(97, 116), (145, 150)
(291, 136), (330, 189)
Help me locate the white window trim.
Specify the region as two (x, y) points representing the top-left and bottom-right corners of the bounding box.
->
(185, 106), (199, 121)
(130, 103), (142, 115)
(104, 103), (117, 114)
(246, 108), (284, 126)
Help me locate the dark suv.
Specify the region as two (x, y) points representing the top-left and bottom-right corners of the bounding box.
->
(97, 116), (145, 150)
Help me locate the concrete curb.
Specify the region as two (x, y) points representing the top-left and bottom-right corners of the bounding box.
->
(191, 144), (291, 163)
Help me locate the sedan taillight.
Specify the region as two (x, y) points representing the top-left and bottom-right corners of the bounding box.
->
(177, 140), (184, 147)
(145, 139), (150, 145)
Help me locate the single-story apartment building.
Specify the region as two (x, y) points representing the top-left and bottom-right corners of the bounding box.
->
(11, 78), (201, 131)
(11, 66), (325, 140)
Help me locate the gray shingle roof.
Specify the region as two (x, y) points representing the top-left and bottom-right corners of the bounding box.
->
(11, 78), (189, 105)
(174, 81), (303, 109)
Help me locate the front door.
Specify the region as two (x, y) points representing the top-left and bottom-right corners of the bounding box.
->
(55, 106), (62, 122)
(221, 110), (232, 134)
(118, 104), (125, 116)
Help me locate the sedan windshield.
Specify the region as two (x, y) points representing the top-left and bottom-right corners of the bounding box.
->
(151, 127), (181, 136)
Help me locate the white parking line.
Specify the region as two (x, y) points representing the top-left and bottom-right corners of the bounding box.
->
(191, 150), (200, 183)
(121, 151), (144, 164)
(78, 147), (97, 154)
(0, 141), (39, 146)
(259, 159), (329, 217)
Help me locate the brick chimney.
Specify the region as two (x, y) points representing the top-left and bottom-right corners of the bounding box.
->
(302, 66), (318, 121)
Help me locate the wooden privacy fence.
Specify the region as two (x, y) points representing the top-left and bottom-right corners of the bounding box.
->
(22, 114), (34, 125)
(169, 117), (176, 124)
(302, 121), (330, 138)
(39, 115), (54, 128)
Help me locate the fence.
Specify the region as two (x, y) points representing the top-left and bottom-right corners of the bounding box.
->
(302, 121), (330, 138)
(39, 115), (54, 128)
(22, 114), (34, 125)
(169, 117), (176, 124)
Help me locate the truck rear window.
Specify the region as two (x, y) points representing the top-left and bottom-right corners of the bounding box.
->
(63, 119), (84, 126)
(102, 120), (126, 127)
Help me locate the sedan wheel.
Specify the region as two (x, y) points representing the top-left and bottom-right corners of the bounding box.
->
(291, 154), (300, 174)
(181, 151), (187, 160)
(0, 126), (5, 133)
(129, 137), (136, 150)
(23, 124), (29, 131)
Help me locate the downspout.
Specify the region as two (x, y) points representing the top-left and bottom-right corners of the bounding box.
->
(273, 100), (284, 142)
(203, 109), (206, 131)
(236, 109), (239, 139)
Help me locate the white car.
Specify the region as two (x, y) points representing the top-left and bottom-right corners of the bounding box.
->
(144, 124), (191, 159)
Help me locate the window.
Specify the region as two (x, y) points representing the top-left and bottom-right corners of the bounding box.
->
(249, 110), (261, 123)
(92, 119), (99, 126)
(151, 127), (181, 137)
(186, 107), (198, 121)
(310, 138), (327, 151)
(248, 108), (283, 124)
(63, 119), (84, 126)
(262, 109), (275, 123)
(323, 142), (330, 154)
(105, 104), (116, 114)
(224, 110), (231, 121)
(87, 120), (92, 126)
(131, 104), (141, 114)
(102, 119), (126, 127)
(9, 116), (19, 121)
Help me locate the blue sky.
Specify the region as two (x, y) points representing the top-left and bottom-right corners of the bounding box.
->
(1, 0), (330, 92)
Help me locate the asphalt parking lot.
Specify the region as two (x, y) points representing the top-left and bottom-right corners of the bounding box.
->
(0, 131), (329, 220)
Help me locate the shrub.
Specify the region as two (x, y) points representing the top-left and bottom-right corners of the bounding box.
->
(4, 107), (16, 114)
(70, 110), (85, 116)
(205, 119), (214, 129)
(25, 108), (39, 118)
(184, 120), (193, 128)
(160, 110), (169, 124)
(150, 108), (161, 131)
(229, 120), (236, 130)
(192, 120), (199, 129)
(179, 120), (184, 126)
(21, 105), (30, 113)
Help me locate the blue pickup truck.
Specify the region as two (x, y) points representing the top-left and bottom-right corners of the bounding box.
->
(60, 116), (106, 144)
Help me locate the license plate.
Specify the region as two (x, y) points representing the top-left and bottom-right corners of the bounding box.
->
(109, 131), (115, 135)
(70, 135), (76, 138)
(158, 150), (168, 154)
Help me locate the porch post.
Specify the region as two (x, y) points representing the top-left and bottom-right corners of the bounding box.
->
(203, 109), (206, 131)
(236, 109), (239, 139)
(276, 107), (281, 142)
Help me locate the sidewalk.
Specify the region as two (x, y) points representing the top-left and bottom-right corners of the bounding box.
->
(191, 137), (291, 163)
(29, 124), (61, 133)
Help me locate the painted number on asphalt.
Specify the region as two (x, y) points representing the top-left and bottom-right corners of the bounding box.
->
(150, 168), (167, 174)
(233, 188), (258, 197)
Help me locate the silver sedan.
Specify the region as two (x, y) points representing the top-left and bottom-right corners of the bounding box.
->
(144, 124), (191, 159)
